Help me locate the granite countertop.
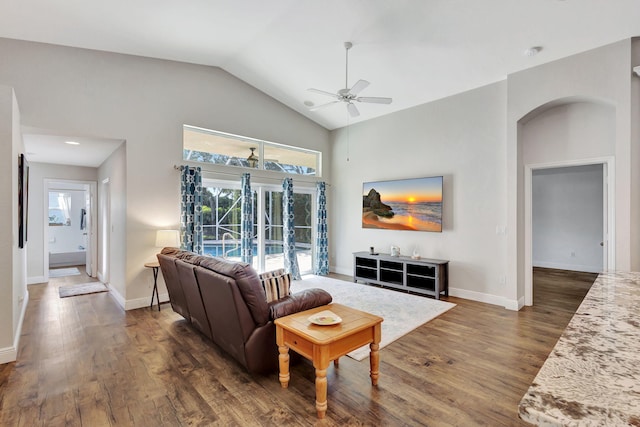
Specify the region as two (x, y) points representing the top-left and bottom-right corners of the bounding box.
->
(519, 272), (640, 426)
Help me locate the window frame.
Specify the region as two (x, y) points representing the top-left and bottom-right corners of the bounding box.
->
(184, 125), (322, 177)
(202, 178), (317, 274)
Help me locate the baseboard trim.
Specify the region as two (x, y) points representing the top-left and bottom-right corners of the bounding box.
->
(533, 261), (600, 274)
(106, 283), (125, 309)
(332, 265), (351, 276)
(0, 346), (16, 365)
(27, 276), (46, 285)
(332, 265), (520, 310)
(0, 289), (29, 365)
(103, 283), (169, 311)
(124, 293), (170, 311)
(448, 287), (519, 310)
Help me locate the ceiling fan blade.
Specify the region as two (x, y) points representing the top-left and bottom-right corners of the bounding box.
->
(307, 88), (339, 99)
(356, 96), (393, 104)
(349, 79), (370, 95)
(308, 100), (341, 111)
(347, 102), (360, 117)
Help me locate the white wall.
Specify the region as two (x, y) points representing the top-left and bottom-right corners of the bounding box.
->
(26, 162), (98, 283)
(522, 102), (615, 164)
(532, 165), (604, 272)
(331, 82), (510, 307)
(98, 143), (127, 302)
(0, 85), (28, 364)
(0, 37), (329, 308)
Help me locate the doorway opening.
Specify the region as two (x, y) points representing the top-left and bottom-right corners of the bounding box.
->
(524, 157), (614, 306)
(44, 179), (98, 280)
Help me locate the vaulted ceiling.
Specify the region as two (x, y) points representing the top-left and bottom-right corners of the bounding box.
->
(1, 0), (639, 131)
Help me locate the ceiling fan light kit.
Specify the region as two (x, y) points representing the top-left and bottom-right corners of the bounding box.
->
(307, 41), (392, 118)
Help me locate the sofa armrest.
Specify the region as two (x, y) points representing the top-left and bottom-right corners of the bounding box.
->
(269, 289), (332, 320)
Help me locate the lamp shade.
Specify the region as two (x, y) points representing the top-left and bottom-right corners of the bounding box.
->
(155, 229), (180, 248)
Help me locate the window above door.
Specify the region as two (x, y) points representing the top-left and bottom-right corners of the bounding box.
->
(183, 125), (321, 177)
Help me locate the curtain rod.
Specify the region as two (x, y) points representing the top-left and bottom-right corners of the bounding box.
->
(172, 164), (330, 186)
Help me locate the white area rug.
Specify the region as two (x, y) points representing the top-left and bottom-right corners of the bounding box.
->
(293, 275), (456, 361)
(49, 267), (81, 278)
(59, 282), (108, 298)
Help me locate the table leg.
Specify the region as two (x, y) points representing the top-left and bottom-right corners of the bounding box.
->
(369, 343), (380, 386)
(370, 323), (381, 386)
(314, 346), (330, 419)
(278, 345), (290, 388)
(150, 267), (160, 311)
(276, 327), (290, 388)
(315, 366), (328, 419)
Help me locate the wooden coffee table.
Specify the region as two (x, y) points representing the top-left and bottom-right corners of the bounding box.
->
(274, 303), (383, 419)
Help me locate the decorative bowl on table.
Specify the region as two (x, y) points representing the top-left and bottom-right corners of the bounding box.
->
(308, 310), (342, 325)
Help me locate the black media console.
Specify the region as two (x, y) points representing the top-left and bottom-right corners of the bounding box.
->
(353, 252), (449, 299)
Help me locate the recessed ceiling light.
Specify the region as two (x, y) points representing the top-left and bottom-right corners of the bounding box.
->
(65, 141), (80, 145)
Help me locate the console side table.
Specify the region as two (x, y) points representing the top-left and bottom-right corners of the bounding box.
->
(144, 261), (161, 311)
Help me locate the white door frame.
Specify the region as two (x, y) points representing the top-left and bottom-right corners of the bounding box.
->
(99, 178), (111, 284)
(84, 182), (98, 277)
(43, 179), (98, 280)
(524, 156), (615, 306)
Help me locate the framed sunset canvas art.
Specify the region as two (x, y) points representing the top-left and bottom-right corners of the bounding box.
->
(362, 176), (443, 232)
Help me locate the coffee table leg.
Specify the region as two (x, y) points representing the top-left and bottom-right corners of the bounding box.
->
(370, 323), (381, 386)
(278, 345), (290, 388)
(315, 365), (328, 418)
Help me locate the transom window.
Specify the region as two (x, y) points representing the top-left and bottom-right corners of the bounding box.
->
(183, 125), (321, 176)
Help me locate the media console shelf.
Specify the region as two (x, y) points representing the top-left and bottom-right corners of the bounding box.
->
(353, 252), (449, 299)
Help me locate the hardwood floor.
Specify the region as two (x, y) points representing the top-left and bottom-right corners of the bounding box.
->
(0, 267), (597, 426)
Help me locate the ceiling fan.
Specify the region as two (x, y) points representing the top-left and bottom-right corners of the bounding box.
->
(307, 42), (392, 118)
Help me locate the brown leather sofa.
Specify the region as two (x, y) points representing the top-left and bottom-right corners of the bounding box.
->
(156, 247), (332, 374)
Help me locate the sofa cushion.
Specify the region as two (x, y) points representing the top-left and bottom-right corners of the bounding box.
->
(156, 253), (191, 320)
(259, 268), (291, 303)
(160, 247), (201, 264)
(269, 288), (333, 320)
(198, 257), (269, 325)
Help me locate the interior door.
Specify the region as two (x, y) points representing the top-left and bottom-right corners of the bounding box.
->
(84, 184), (93, 276)
(601, 163), (608, 271)
(101, 179), (111, 284)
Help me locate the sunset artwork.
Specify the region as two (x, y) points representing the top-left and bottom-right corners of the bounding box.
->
(362, 176), (443, 232)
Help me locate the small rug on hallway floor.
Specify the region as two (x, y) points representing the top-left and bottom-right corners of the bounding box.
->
(49, 267), (81, 278)
(59, 282), (108, 298)
(294, 275), (456, 361)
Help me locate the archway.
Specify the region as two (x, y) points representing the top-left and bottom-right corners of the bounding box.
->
(517, 98), (616, 306)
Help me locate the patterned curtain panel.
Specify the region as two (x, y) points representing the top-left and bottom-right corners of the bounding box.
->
(314, 181), (329, 275)
(241, 173), (254, 264)
(282, 178), (301, 280)
(180, 166), (203, 254)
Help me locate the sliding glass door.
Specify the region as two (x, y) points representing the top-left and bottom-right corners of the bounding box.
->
(201, 185), (257, 266)
(203, 181), (314, 274)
